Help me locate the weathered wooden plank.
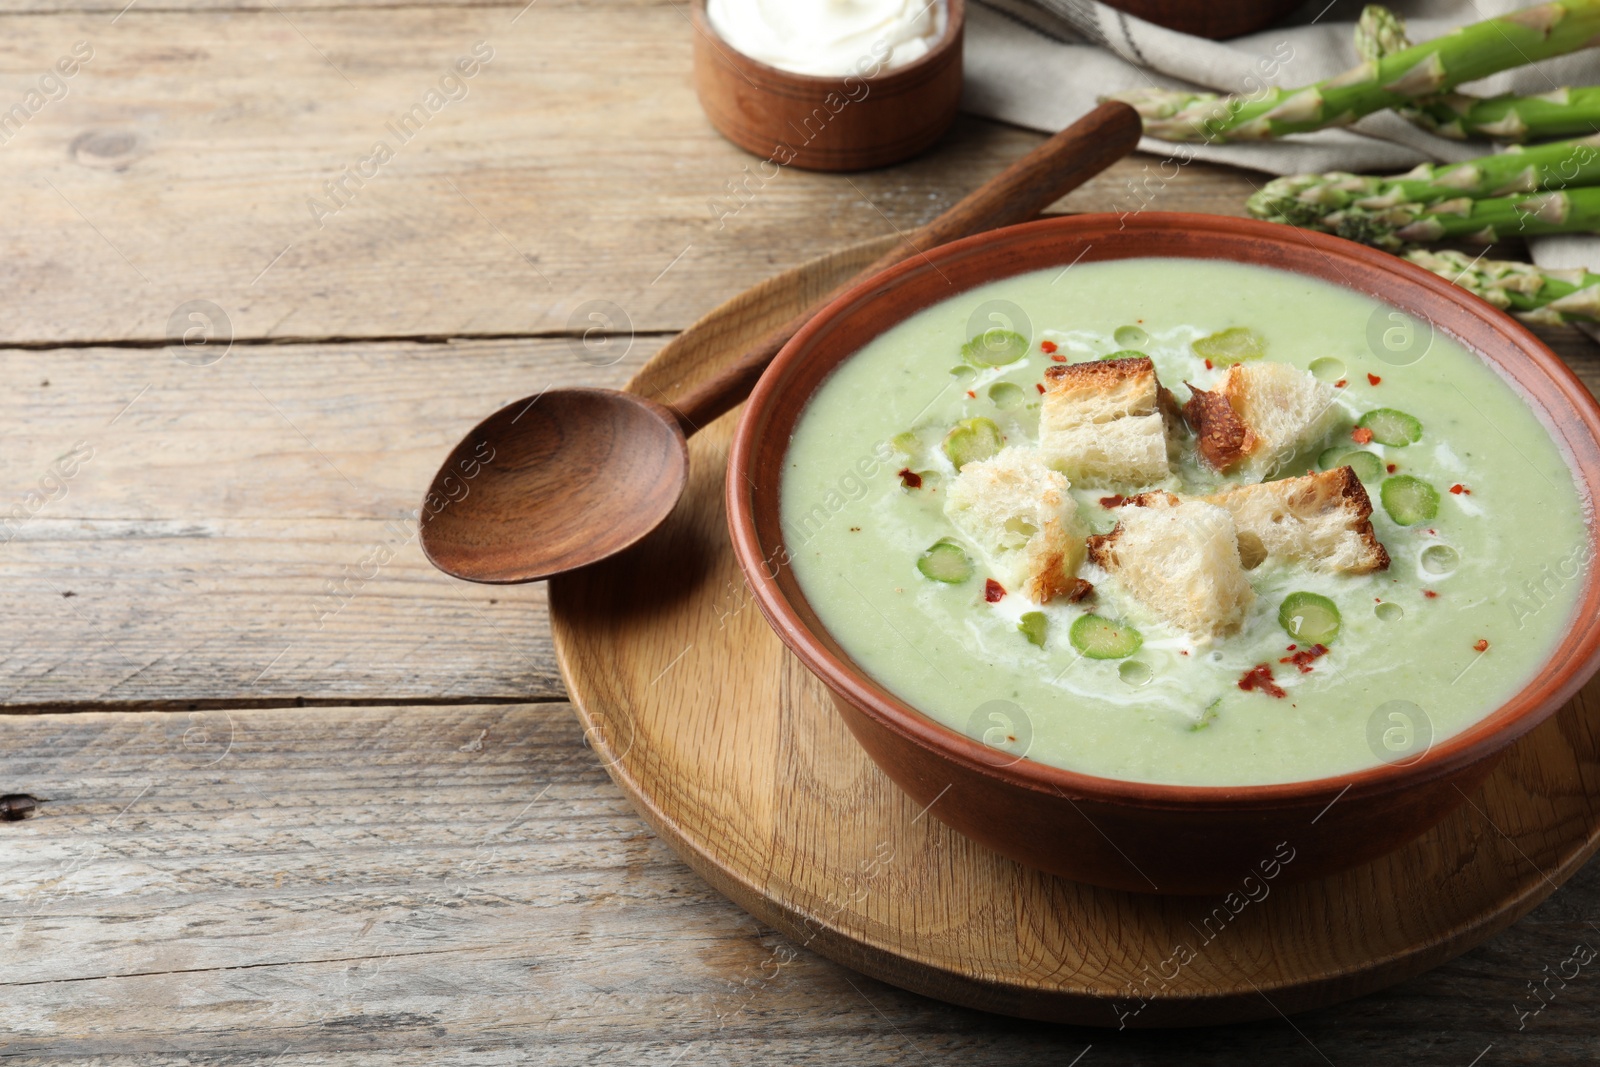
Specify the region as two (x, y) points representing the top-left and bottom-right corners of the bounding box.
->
(0, 337), (657, 707)
(0, 703), (1596, 1064)
(0, 4), (1256, 347)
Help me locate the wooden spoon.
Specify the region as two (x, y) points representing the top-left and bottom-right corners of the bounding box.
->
(420, 102), (1142, 583)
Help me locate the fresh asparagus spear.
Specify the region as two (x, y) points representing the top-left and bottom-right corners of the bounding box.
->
(1405, 247), (1600, 324)
(1353, 3), (1411, 61)
(1357, 4), (1600, 141)
(1325, 186), (1600, 250)
(1404, 89), (1600, 142)
(1109, 0), (1600, 144)
(1247, 134), (1600, 228)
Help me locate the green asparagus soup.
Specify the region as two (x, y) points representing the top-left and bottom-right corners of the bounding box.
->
(779, 258), (1589, 786)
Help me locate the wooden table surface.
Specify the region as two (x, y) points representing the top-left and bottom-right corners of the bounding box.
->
(4, 1), (1599, 1062)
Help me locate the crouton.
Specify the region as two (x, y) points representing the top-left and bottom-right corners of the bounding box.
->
(1204, 467), (1390, 574)
(1184, 362), (1340, 477)
(1040, 356), (1173, 489)
(944, 446), (1090, 603)
(1183, 381), (1255, 470)
(1085, 493), (1255, 639)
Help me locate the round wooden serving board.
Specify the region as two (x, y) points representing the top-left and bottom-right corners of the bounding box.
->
(549, 233), (1600, 1027)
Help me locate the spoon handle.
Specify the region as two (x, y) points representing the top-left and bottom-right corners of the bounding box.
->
(668, 100), (1143, 432)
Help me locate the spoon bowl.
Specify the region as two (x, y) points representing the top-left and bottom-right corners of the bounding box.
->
(420, 388), (689, 583)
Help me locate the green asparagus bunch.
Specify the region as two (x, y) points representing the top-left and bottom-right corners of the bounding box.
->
(1406, 248), (1600, 324)
(1108, 0), (1600, 143)
(1247, 134), (1600, 228)
(1357, 4), (1600, 141)
(1326, 187), (1600, 251)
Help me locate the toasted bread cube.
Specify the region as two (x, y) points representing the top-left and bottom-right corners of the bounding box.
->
(1086, 493), (1255, 639)
(1182, 380), (1255, 471)
(944, 446), (1090, 603)
(1204, 467), (1391, 574)
(1185, 362), (1340, 477)
(1040, 356), (1173, 489)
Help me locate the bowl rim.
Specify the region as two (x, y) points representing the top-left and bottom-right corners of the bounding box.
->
(726, 211), (1600, 810)
(689, 0), (965, 88)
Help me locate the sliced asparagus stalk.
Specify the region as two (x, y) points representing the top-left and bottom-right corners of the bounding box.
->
(941, 417), (1003, 469)
(1108, 0), (1600, 144)
(1357, 408), (1424, 446)
(963, 328), (1028, 367)
(1069, 614), (1143, 659)
(1114, 325), (1150, 348)
(1247, 135), (1600, 229)
(1327, 187), (1600, 251)
(1358, 4), (1600, 141)
(1380, 475), (1440, 525)
(1405, 248), (1600, 325)
(1192, 326), (1265, 366)
(1018, 611), (1049, 648)
(987, 382), (1025, 409)
(1318, 447), (1384, 483)
(1278, 592), (1342, 644)
(917, 539), (974, 583)
(1190, 697), (1222, 732)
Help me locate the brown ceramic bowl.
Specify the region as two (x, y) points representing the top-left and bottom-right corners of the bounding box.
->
(726, 212), (1600, 895)
(691, 0), (963, 172)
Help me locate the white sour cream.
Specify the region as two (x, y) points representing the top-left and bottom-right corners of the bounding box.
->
(706, 0), (948, 78)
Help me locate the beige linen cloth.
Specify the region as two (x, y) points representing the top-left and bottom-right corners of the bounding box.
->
(963, 0), (1600, 282)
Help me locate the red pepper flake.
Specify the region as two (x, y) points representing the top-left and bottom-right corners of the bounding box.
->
(1179, 650), (1189, 656)
(1386, 463), (1397, 473)
(1335, 379), (1348, 388)
(1367, 373), (1382, 386)
(1035, 382), (1046, 394)
(1423, 590), (1438, 599)
(1238, 664), (1287, 698)
(1278, 643), (1329, 674)
(1449, 483), (1465, 495)
(983, 579), (1005, 603)
(1351, 426), (1374, 444)
(1040, 340), (1058, 354)
(1286, 644), (1297, 651)
(897, 468), (922, 489)
(1050, 353), (1068, 362)
(1099, 494), (1128, 509)
(1474, 638), (1489, 653)
(966, 390), (976, 398)
(1203, 358), (1213, 370)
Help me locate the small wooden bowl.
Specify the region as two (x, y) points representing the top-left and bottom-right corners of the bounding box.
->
(1102, 0), (1301, 39)
(726, 213), (1600, 895)
(690, 0), (964, 172)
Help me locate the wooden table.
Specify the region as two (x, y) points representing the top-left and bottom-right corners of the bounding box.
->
(3, 2), (1598, 1062)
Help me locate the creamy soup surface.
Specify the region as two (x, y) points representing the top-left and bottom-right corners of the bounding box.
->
(779, 258), (1590, 786)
